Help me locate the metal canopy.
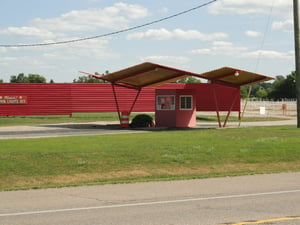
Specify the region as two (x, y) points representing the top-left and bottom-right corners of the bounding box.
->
(81, 63), (273, 88)
(198, 67), (273, 87)
(79, 63), (273, 128)
(98, 62), (207, 89)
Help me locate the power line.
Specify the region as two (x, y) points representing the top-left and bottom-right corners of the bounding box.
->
(240, 0), (276, 127)
(254, 0), (276, 72)
(0, 0), (217, 48)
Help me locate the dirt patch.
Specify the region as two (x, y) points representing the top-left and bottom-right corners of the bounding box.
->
(2, 162), (300, 190)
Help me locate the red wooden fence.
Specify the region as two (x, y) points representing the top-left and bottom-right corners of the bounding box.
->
(0, 83), (240, 116)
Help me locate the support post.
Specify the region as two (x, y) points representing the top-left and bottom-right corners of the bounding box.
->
(112, 84), (142, 127)
(211, 83), (222, 128)
(293, 0), (300, 128)
(129, 88), (142, 114)
(238, 86), (252, 127)
(111, 83), (121, 122)
(223, 88), (240, 127)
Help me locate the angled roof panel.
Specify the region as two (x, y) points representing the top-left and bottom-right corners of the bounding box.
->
(101, 62), (204, 88)
(81, 63), (273, 89)
(198, 67), (273, 87)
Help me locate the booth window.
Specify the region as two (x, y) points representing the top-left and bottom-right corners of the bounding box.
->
(156, 95), (175, 110)
(180, 95), (192, 110)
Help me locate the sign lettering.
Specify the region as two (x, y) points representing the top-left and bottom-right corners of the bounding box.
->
(0, 96), (28, 104)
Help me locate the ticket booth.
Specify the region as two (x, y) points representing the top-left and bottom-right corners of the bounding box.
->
(155, 89), (196, 127)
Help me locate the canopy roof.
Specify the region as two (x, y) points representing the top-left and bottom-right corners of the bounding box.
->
(98, 62), (203, 89)
(199, 66), (273, 87)
(80, 62), (273, 89)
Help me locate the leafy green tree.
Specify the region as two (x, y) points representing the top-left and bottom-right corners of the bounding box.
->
(73, 72), (108, 83)
(242, 72), (296, 100)
(269, 72), (296, 100)
(256, 87), (268, 98)
(10, 73), (46, 83)
(241, 82), (272, 99)
(175, 76), (201, 83)
(73, 75), (102, 83)
(240, 86), (249, 98)
(0, 78), (3, 83)
(27, 74), (46, 83)
(10, 73), (27, 83)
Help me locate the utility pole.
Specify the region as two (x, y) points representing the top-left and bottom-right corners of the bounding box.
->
(294, 0), (300, 128)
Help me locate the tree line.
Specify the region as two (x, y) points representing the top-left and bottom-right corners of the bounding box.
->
(0, 71), (296, 100)
(0, 73), (53, 83)
(241, 71), (296, 100)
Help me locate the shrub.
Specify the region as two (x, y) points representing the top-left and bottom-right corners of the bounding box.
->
(130, 114), (153, 128)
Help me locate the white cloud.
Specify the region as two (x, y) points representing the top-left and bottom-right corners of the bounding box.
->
(272, 19), (294, 32)
(128, 28), (172, 40)
(0, 57), (17, 66)
(41, 38), (119, 60)
(1, 37), (118, 69)
(0, 47), (7, 53)
(159, 7), (169, 14)
(241, 50), (293, 59)
(139, 55), (190, 65)
(1, 3), (149, 39)
(114, 2), (149, 19)
(189, 41), (292, 60)
(127, 28), (228, 41)
(190, 48), (212, 55)
(245, 30), (262, 38)
(208, 0), (292, 17)
(0, 26), (56, 39)
(0, 56), (49, 69)
(190, 41), (248, 56)
(32, 2), (149, 32)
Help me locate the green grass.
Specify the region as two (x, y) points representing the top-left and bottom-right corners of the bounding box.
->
(0, 113), (119, 126)
(0, 126), (299, 190)
(0, 112), (155, 126)
(196, 115), (290, 122)
(0, 112), (288, 127)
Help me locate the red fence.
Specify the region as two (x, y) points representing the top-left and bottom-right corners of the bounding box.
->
(0, 83), (72, 116)
(70, 83), (155, 113)
(0, 83), (240, 116)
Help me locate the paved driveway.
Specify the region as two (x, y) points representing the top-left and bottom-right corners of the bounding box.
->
(0, 119), (296, 139)
(0, 122), (150, 139)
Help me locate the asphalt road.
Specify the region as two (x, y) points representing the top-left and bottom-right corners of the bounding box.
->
(1, 172), (300, 225)
(0, 119), (296, 139)
(0, 122), (151, 139)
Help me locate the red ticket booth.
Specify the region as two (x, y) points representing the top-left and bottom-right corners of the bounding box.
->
(155, 89), (196, 127)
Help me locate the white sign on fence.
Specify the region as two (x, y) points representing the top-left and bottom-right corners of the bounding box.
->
(259, 106), (266, 115)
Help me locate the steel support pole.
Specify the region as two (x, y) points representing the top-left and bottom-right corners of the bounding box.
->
(211, 83), (222, 128)
(223, 88), (240, 127)
(294, 0), (300, 127)
(129, 88), (142, 114)
(111, 83), (121, 122)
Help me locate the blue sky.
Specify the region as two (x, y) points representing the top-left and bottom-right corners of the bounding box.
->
(0, 0), (295, 82)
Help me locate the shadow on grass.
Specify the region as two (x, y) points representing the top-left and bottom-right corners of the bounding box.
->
(39, 123), (122, 130)
(38, 122), (217, 132)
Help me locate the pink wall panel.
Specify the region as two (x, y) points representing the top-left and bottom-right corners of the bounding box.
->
(157, 83), (240, 111)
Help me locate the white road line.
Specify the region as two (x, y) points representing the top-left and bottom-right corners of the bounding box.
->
(1, 189), (300, 217)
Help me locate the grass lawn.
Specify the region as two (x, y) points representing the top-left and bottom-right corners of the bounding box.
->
(0, 126), (299, 190)
(0, 112), (289, 127)
(0, 113), (121, 126)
